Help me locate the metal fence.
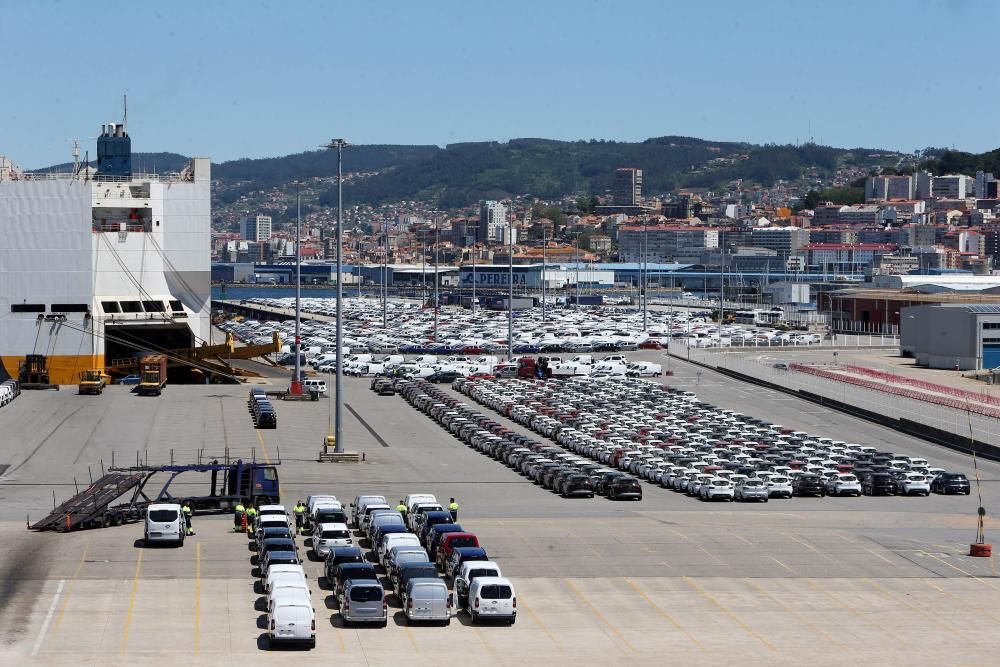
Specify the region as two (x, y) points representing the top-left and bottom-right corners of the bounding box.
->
(670, 341), (1000, 449)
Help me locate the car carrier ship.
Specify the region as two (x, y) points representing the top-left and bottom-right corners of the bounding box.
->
(0, 120), (215, 385)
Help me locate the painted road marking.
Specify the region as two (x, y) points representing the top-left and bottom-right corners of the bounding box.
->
(563, 578), (634, 653)
(31, 579), (65, 656)
(195, 543), (201, 655)
(53, 543), (89, 632)
(624, 577), (704, 651)
(804, 578), (909, 649)
(119, 548), (144, 655)
(743, 578), (844, 649)
(255, 429), (272, 465)
(682, 577), (776, 652)
(863, 577), (975, 644)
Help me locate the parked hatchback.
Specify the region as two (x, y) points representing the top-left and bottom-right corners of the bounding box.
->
(340, 580), (387, 627)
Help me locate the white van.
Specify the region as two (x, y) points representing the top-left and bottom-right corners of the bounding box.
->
(268, 592), (315, 648)
(467, 576), (516, 625)
(302, 378), (327, 395)
(265, 564), (306, 594)
(144, 503), (185, 547)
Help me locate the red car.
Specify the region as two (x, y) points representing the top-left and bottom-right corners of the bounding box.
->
(639, 340), (663, 350)
(435, 532), (480, 568)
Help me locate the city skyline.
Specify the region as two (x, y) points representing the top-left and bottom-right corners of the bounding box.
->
(2, 0), (998, 167)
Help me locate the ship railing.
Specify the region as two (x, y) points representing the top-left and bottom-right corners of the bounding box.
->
(20, 171), (189, 183)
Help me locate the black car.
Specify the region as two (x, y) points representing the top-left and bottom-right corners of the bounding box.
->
(428, 370), (461, 383)
(333, 562), (379, 600)
(792, 475), (825, 497)
(607, 476), (642, 500)
(324, 546), (365, 584)
(394, 561), (440, 598)
(930, 472), (971, 495)
(861, 473), (896, 496)
(560, 473), (595, 498)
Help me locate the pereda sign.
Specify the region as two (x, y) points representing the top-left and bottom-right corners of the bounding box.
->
(461, 272), (526, 286)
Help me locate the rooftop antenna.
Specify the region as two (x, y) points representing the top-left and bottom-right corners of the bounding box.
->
(67, 139), (80, 174)
(122, 93), (128, 134)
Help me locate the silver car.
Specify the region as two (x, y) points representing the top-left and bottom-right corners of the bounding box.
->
(340, 581), (387, 627)
(403, 578), (452, 625)
(735, 478), (769, 502)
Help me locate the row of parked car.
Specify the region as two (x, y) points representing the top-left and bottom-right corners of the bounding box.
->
(250, 503), (314, 649)
(248, 388), (277, 429)
(219, 294), (823, 372)
(319, 492), (518, 626)
(393, 377), (642, 501)
(0, 379), (20, 407)
(450, 375), (966, 502)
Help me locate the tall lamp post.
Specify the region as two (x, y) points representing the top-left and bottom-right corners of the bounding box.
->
(508, 206), (514, 361)
(642, 218), (648, 332)
(434, 218), (440, 341)
(541, 227), (547, 321)
(291, 187), (303, 395)
(382, 226), (388, 329)
(322, 138), (349, 454)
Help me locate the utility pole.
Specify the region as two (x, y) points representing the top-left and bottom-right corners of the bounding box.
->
(382, 226), (388, 329)
(541, 227), (547, 321)
(645, 221), (650, 331)
(321, 139), (349, 454)
(472, 243), (477, 315)
(508, 205), (514, 361)
(421, 238), (426, 312)
(434, 219), (440, 341)
(575, 239), (580, 310)
(292, 189), (303, 395)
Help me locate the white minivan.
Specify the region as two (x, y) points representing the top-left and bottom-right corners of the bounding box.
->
(268, 591), (315, 648)
(144, 503), (185, 547)
(467, 576), (516, 625)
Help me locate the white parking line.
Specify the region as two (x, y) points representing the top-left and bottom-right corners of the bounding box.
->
(31, 579), (65, 656)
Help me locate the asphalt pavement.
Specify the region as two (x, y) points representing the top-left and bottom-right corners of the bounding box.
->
(0, 371), (998, 664)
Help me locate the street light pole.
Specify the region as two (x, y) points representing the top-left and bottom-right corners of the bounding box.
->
(322, 138), (349, 454)
(472, 243), (477, 315)
(434, 219), (439, 341)
(382, 226), (388, 329)
(292, 189), (302, 395)
(642, 218), (648, 332)
(508, 207), (514, 361)
(541, 227), (547, 321)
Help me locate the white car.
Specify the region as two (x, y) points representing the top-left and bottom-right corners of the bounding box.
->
(898, 473), (931, 496)
(825, 473), (862, 497)
(765, 475), (793, 498)
(312, 522), (352, 557)
(699, 478), (735, 501)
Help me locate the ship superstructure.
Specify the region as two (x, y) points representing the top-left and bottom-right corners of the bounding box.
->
(0, 122), (211, 384)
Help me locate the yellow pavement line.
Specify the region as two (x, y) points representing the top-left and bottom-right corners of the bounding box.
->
(923, 578), (1000, 624)
(743, 578), (844, 649)
(53, 543), (90, 632)
(219, 397), (230, 449)
(194, 543), (201, 655)
(804, 578), (909, 649)
(517, 596), (562, 649)
(119, 548), (144, 655)
(403, 624), (419, 653)
(563, 578), (634, 653)
(255, 429), (272, 465)
(863, 577), (976, 644)
(921, 551), (1000, 590)
(835, 533), (896, 566)
(682, 577), (775, 652)
(667, 528), (727, 568)
(624, 577), (703, 651)
(473, 626), (497, 657)
(770, 557), (795, 574)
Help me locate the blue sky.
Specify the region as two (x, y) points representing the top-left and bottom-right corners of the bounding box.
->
(1, 0), (996, 167)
